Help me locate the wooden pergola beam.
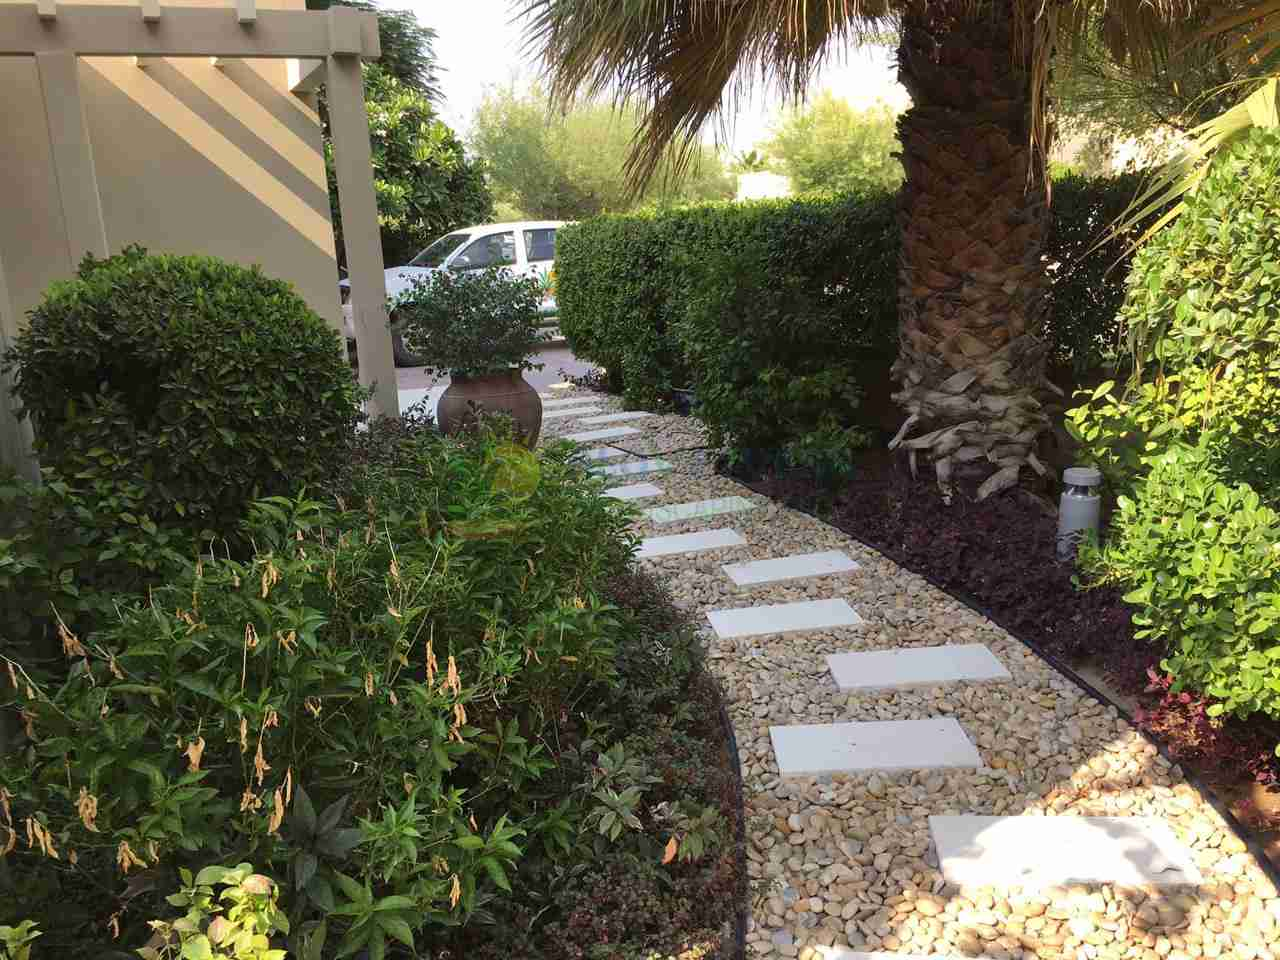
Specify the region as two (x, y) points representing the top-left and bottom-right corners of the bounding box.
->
(0, 4), (380, 58)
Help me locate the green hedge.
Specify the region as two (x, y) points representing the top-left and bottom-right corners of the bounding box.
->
(555, 192), (898, 410)
(556, 176), (1158, 428)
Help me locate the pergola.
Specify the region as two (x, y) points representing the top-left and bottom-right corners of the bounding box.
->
(0, 0), (399, 480)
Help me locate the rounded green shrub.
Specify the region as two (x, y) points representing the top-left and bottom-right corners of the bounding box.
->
(1068, 128), (1280, 500)
(4, 247), (361, 534)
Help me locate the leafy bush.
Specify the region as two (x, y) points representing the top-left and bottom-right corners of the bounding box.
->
(1, 423), (735, 959)
(1067, 128), (1280, 500)
(142, 864), (289, 960)
(396, 267), (548, 377)
(1083, 447), (1280, 734)
(3, 247), (361, 538)
(676, 232), (889, 462)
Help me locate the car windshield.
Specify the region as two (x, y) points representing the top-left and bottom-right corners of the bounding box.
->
(408, 232), (470, 268)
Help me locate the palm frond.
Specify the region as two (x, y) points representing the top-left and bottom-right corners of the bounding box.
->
(1097, 76), (1279, 260)
(518, 0), (895, 191)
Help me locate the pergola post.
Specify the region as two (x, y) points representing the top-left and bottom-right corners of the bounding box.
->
(0, 250), (38, 483)
(325, 7), (397, 422)
(36, 50), (109, 267)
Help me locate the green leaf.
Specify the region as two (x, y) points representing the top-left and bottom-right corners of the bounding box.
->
(375, 914), (416, 948)
(478, 855), (511, 891)
(180, 935), (213, 960)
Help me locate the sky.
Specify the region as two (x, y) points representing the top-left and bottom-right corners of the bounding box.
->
(411, 0), (910, 154)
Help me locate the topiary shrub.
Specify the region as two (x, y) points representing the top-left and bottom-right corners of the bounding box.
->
(3, 247), (361, 536)
(1067, 128), (1280, 502)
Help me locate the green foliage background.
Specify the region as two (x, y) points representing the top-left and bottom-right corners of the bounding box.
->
(469, 86), (735, 221)
(764, 94), (903, 195)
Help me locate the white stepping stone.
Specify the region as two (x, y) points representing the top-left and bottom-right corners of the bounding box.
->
(592, 459), (673, 478)
(706, 598), (862, 639)
(770, 718), (982, 777)
(929, 815), (1203, 888)
(577, 411), (655, 425)
(826, 643), (1011, 693)
(814, 952), (963, 960)
(547, 382), (574, 391)
(636, 528), (745, 559)
(577, 446), (626, 462)
(565, 426), (642, 443)
(643, 496), (757, 525)
(542, 406), (602, 420)
(723, 550), (859, 587)
(542, 396), (596, 408)
(604, 483), (663, 501)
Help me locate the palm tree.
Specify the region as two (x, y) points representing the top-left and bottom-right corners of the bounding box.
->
(522, 0), (1201, 498)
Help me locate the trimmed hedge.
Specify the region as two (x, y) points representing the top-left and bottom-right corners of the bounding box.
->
(556, 175), (1159, 427)
(555, 192), (898, 410)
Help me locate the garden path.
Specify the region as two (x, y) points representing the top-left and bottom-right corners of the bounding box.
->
(537, 385), (1278, 960)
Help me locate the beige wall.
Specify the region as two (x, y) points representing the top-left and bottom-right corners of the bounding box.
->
(0, 0), (339, 329)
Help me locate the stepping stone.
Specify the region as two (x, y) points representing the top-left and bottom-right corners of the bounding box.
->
(770, 718), (982, 777)
(812, 952), (963, 960)
(826, 643), (1011, 693)
(929, 815), (1204, 888)
(565, 426), (642, 443)
(548, 382), (574, 391)
(604, 483), (663, 501)
(577, 446), (626, 462)
(592, 459), (673, 478)
(542, 406), (602, 420)
(636, 528), (746, 559)
(577, 411), (655, 425)
(706, 598), (862, 639)
(643, 496), (756, 525)
(542, 396), (596, 408)
(723, 550), (859, 587)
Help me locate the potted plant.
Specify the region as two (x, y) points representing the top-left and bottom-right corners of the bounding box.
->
(396, 267), (550, 446)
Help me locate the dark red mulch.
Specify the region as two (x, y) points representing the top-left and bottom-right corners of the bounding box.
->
(742, 454), (1280, 859)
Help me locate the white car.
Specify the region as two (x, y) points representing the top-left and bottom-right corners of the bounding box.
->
(341, 220), (564, 367)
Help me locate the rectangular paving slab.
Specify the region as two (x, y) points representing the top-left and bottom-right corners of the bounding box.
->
(542, 406), (602, 420)
(566, 426), (643, 443)
(770, 719), (982, 777)
(636, 528), (746, 559)
(604, 483), (664, 501)
(707, 598), (863, 639)
(723, 550), (859, 587)
(826, 643), (1011, 693)
(592, 459), (673, 478)
(578, 446), (626, 462)
(929, 815), (1204, 888)
(577, 411), (656, 425)
(643, 496), (757, 525)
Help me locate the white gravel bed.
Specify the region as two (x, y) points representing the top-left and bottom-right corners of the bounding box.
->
(538, 391), (1280, 960)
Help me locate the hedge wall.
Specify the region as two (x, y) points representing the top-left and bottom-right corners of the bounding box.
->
(555, 192), (898, 409)
(555, 174), (1155, 446)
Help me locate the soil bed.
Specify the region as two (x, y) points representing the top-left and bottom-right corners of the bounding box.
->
(741, 451), (1280, 869)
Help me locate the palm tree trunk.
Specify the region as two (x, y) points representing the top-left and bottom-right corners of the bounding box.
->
(891, 0), (1056, 499)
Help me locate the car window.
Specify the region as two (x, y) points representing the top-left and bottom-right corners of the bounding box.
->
(450, 232), (517, 271)
(409, 232), (470, 268)
(522, 228), (557, 263)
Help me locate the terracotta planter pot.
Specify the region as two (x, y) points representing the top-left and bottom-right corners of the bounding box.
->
(436, 370), (543, 447)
